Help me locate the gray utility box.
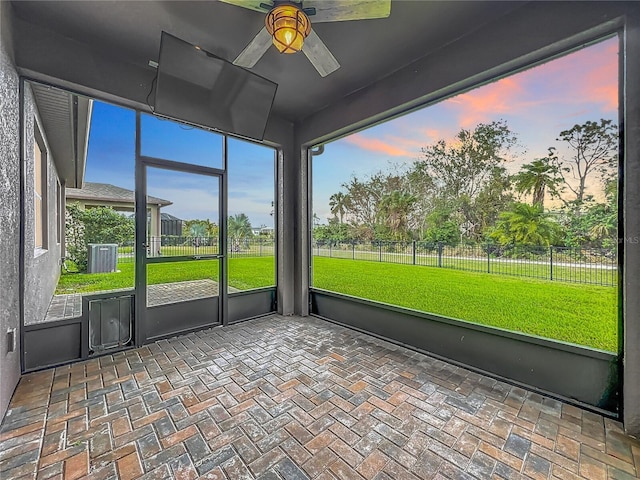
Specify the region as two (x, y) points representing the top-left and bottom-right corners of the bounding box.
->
(88, 296), (132, 353)
(87, 243), (118, 273)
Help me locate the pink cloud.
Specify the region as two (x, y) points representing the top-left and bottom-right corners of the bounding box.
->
(441, 36), (618, 128)
(525, 38), (618, 113)
(422, 128), (441, 141)
(345, 134), (415, 157)
(445, 76), (525, 128)
(342, 38), (618, 167)
(580, 41), (618, 111)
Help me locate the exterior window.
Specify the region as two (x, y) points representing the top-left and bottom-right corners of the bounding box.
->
(34, 125), (47, 250)
(56, 181), (62, 244)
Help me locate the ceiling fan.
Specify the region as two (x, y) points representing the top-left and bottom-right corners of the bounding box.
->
(220, 0), (392, 77)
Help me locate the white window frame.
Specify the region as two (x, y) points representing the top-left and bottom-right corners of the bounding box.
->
(34, 122), (48, 253)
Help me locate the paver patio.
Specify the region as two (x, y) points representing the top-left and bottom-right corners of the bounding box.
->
(1, 315), (638, 479)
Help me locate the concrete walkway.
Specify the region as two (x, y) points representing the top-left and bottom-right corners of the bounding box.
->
(38, 279), (234, 325)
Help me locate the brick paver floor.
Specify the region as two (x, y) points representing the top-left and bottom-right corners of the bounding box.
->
(1, 315), (639, 479)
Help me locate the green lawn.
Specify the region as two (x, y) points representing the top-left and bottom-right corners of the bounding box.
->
(312, 257), (618, 352)
(56, 256), (618, 351)
(56, 257), (275, 294)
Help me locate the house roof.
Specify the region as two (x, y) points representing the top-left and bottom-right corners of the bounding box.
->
(66, 182), (172, 206)
(161, 213), (182, 221)
(31, 83), (92, 189)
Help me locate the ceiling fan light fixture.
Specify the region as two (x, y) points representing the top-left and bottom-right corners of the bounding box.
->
(265, 4), (311, 54)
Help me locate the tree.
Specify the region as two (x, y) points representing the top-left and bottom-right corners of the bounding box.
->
(340, 171), (404, 232)
(415, 120), (518, 199)
(490, 202), (561, 246)
(377, 191), (417, 240)
(422, 206), (460, 245)
(184, 219), (217, 237)
(553, 119), (617, 206)
(513, 155), (562, 207)
(410, 121), (518, 241)
(561, 179), (617, 249)
(228, 213), (253, 240)
(188, 222), (207, 237)
(313, 218), (350, 244)
(403, 164), (436, 238)
(65, 203), (135, 272)
(329, 192), (350, 224)
(462, 166), (513, 241)
(184, 219), (218, 246)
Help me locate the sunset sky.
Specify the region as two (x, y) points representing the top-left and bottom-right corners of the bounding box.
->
(313, 35), (618, 221)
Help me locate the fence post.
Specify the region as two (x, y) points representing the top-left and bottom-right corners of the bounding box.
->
(550, 246), (554, 281)
(352, 242), (355, 260)
(412, 241), (416, 265)
(259, 237), (262, 256)
(329, 243), (332, 258)
(487, 244), (491, 273)
(379, 242), (382, 262)
(437, 242), (443, 267)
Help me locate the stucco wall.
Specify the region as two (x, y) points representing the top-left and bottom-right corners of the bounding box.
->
(0, 1), (21, 421)
(22, 83), (62, 327)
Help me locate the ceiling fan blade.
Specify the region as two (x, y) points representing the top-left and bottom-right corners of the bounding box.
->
(233, 27), (272, 68)
(304, 0), (391, 23)
(302, 30), (340, 77)
(218, 0), (272, 13)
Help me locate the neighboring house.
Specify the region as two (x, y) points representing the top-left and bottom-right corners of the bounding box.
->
(65, 182), (172, 255)
(252, 226), (274, 237)
(161, 212), (183, 237)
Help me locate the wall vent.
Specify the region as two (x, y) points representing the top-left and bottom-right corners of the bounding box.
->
(7, 329), (16, 353)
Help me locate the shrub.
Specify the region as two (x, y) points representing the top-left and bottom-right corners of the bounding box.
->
(65, 203), (134, 272)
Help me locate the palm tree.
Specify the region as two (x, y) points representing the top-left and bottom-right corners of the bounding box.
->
(491, 202), (560, 246)
(513, 158), (562, 208)
(378, 191), (417, 240)
(228, 213), (253, 240)
(329, 192), (350, 224)
(187, 222), (207, 238)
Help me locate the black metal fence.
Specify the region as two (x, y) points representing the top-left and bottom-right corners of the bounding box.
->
(112, 237), (616, 286)
(312, 240), (617, 287)
(117, 237), (275, 263)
